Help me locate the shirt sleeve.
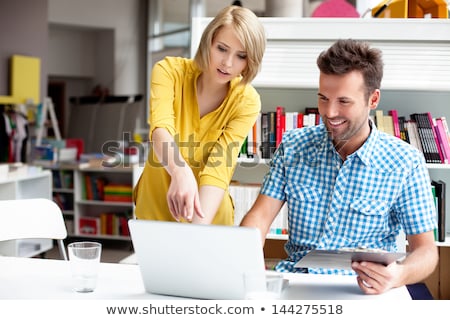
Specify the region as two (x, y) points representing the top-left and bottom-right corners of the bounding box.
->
(396, 154), (437, 235)
(199, 87), (261, 190)
(148, 58), (178, 139)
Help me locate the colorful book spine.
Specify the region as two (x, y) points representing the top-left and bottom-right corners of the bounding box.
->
(410, 113), (440, 163)
(426, 112), (445, 163)
(268, 111), (276, 157)
(388, 109), (401, 138)
(276, 106), (285, 148)
(260, 112), (270, 159)
(431, 180), (446, 242)
(254, 113), (261, 159)
(438, 116), (450, 146)
(297, 113), (304, 128)
(375, 110), (385, 133)
(435, 118), (450, 164)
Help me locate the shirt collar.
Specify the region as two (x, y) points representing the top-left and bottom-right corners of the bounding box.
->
(326, 118), (378, 166)
(353, 118), (378, 166)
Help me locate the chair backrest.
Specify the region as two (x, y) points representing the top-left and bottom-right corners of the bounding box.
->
(0, 198), (68, 260)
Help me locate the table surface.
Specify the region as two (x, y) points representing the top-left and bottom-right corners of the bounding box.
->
(0, 256), (412, 300)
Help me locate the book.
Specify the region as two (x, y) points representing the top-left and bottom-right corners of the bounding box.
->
(268, 111), (276, 157)
(246, 126), (253, 158)
(438, 116), (450, 147)
(285, 111), (298, 132)
(398, 116), (409, 143)
(434, 118), (450, 164)
(253, 113), (262, 159)
(375, 110), (385, 133)
(404, 120), (424, 154)
(431, 180), (446, 242)
(388, 109), (401, 138)
(79, 216), (100, 235)
(260, 112), (270, 159)
(410, 113), (440, 163)
(276, 106), (285, 148)
(229, 182), (288, 235)
(426, 112), (445, 163)
(297, 112), (304, 128)
(383, 115), (395, 136)
(431, 184), (438, 241)
(240, 136), (248, 157)
(305, 107), (320, 125)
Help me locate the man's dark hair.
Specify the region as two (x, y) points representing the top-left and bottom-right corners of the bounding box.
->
(317, 39), (384, 100)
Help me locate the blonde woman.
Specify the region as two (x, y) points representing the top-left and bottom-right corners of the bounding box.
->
(133, 6), (266, 225)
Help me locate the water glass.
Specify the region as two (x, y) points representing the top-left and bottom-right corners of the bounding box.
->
(68, 241), (102, 293)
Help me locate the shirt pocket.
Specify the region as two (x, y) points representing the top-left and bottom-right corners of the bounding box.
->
(285, 184), (322, 231)
(344, 198), (390, 242)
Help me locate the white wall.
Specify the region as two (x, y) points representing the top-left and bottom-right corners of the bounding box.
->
(48, 0), (146, 95)
(48, 26), (96, 78)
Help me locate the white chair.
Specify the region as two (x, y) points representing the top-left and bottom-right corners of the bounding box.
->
(0, 198), (68, 260)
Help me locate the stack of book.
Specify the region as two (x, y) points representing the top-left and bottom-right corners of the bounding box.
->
(374, 109), (450, 164)
(229, 182), (288, 236)
(78, 211), (131, 237)
(240, 106), (321, 160)
(103, 184), (133, 202)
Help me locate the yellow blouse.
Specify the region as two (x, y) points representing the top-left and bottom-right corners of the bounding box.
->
(133, 57), (261, 225)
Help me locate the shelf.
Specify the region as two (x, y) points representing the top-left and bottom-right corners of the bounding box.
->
(79, 165), (137, 173)
(77, 200), (132, 207)
(268, 234), (450, 248)
(266, 233), (288, 241)
(426, 164), (450, 170)
(436, 235), (450, 247)
(192, 18), (450, 92)
(53, 188), (74, 193)
(237, 158), (450, 169)
(62, 210), (74, 216)
(75, 233), (130, 241)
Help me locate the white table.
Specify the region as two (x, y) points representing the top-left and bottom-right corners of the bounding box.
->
(0, 256), (411, 300)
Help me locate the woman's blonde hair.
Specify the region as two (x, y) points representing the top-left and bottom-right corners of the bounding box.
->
(194, 5), (266, 85)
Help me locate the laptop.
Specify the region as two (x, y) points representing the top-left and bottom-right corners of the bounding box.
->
(128, 219), (267, 299)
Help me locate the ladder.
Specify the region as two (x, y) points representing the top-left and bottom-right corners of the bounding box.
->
(35, 97), (62, 146)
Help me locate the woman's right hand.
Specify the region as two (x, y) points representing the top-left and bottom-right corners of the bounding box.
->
(167, 166), (205, 222)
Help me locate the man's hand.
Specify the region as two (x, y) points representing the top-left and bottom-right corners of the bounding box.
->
(351, 260), (402, 294)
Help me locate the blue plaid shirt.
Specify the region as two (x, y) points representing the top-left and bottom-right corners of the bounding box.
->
(261, 121), (437, 275)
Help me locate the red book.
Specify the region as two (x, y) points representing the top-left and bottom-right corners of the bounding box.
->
(79, 217), (99, 235)
(276, 106), (285, 147)
(297, 113), (304, 128)
(84, 175), (93, 200)
(120, 216), (130, 236)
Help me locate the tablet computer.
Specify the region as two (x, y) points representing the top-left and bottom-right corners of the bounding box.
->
(294, 249), (407, 270)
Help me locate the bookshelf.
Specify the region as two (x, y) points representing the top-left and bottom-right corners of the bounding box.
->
(73, 165), (140, 240)
(38, 163), (142, 241)
(193, 17), (450, 299)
